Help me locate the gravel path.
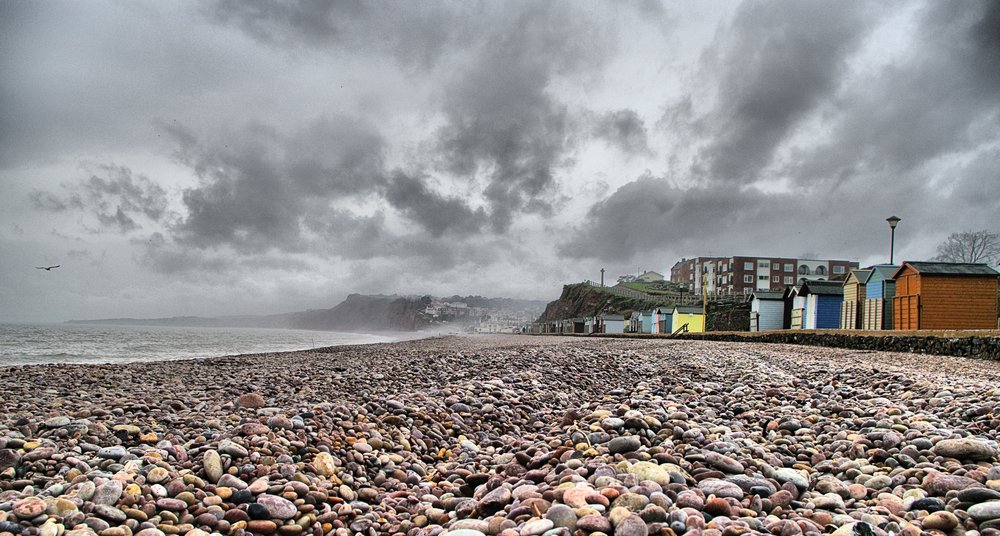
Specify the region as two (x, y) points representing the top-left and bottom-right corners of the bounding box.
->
(1, 336), (999, 536)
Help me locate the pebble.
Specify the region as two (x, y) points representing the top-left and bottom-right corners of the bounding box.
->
(92, 481), (123, 506)
(256, 494), (297, 519)
(932, 437), (997, 461)
(970, 501), (1000, 522)
(2, 336), (1000, 536)
(923, 511), (960, 531)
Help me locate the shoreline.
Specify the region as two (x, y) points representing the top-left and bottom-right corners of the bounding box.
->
(2, 336), (1000, 536)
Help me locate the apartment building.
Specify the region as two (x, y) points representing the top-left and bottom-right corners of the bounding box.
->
(670, 256), (859, 296)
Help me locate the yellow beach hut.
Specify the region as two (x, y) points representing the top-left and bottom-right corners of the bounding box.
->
(671, 305), (705, 333)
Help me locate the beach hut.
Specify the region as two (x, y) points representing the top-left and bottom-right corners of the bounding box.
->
(863, 265), (898, 330)
(671, 305), (705, 333)
(789, 285), (806, 329)
(628, 311), (642, 333)
(654, 307), (672, 334)
(749, 291), (784, 331)
(799, 280), (843, 329)
(571, 318), (587, 334)
(638, 310), (653, 333)
(892, 262), (999, 330)
(840, 269), (873, 329)
(601, 314), (625, 334)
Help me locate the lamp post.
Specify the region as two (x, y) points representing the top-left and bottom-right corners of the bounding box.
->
(886, 216), (901, 265)
(600, 268), (605, 287)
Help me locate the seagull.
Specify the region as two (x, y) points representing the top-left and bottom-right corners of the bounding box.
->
(35, 265), (60, 271)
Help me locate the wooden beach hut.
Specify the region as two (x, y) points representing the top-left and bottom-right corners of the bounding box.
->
(892, 262), (999, 330)
(648, 307), (671, 334)
(671, 305), (705, 333)
(749, 290), (784, 332)
(800, 280), (843, 329)
(628, 311), (642, 333)
(654, 307), (672, 334)
(601, 314), (625, 334)
(863, 265), (898, 330)
(840, 269), (872, 329)
(789, 285), (806, 329)
(638, 310), (653, 334)
(782, 285), (797, 329)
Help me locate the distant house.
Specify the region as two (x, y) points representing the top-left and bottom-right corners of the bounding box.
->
(862, 265), (898, 330)
(671, 305), (705, 333)
(892, 262), (1000, 330)
(840, 269), (873, 329)
(749, 290), (784, 332)
(794, 280), (843, 329)
(638, 271), (665, 283)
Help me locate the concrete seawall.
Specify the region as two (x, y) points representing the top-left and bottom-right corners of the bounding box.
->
(535, 330), (1000, 359)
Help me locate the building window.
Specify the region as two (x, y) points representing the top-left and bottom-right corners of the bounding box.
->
(784, 263), (793, 272)
(744, 262), (753, 270)
(798, 265), (810, 275)
(689, 273), (694, 280)
(744, 275), (753, 283)
(758, 275), (768, 280)
(816, 266), (827, 275)
(784, 276), (794, 284)
(833, 266), (845, 274)
(772, 275), (780, 282)
(743, 288), (752, 295)
(758, 261), (770, 268)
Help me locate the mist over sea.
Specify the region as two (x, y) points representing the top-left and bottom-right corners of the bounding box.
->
(0, 323), (414, 366)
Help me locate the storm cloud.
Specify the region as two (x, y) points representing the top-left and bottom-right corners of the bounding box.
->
(3, 0), (999, 323)
(29, 164), (168, 233)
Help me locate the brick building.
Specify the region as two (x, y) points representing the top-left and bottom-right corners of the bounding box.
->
(670, 256), (859, 296)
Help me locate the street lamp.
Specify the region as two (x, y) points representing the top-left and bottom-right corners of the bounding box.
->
(886, 216), (901, 265)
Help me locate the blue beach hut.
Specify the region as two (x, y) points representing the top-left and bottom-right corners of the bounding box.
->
(800, 280), (843, 329)
(863, 265), (898, 330)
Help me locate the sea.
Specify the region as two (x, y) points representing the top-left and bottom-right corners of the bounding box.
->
(0, 323), (420, 367)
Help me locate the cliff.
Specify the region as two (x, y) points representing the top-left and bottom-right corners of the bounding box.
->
(537, 283), (676, 322)
(288, 294), (432, 331)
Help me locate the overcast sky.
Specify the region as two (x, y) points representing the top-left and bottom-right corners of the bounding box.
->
(2, 1), (997, 322)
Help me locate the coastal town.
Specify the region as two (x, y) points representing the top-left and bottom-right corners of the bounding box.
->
(529, 252), (1000, 336)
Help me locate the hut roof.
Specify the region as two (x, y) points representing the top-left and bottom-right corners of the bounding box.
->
(893, 261), (999, 278)
(749, 290), (784, 301)
(801, 280), (844, 296)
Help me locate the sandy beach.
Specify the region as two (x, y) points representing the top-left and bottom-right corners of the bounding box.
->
(2, 336), (1000, 536)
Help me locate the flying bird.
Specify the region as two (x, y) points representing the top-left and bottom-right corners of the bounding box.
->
(35, 265), (60, 271)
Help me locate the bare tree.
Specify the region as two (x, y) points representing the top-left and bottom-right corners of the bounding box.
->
(933, 230), (1000, 265)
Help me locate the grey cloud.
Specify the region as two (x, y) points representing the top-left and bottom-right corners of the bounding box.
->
(29, 191), (75, 212)
(29, 164), (167, 233)
(559, 173), (941, 263)
(690, 0), (877, 184)
(786, 2), (1000, 185)
(206, 1), (469, 70)
(592, 109), (652, 156)
(384, 171), (487, 237)
(165, 117), (385, 253)
(435, 3), (612, 232)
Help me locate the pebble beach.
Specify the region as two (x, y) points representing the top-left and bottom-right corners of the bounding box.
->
(2, 336), (1000, 536)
